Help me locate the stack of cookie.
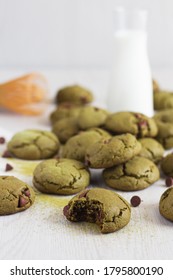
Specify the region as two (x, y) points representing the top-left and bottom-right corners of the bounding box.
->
(1, 82), (173, 233)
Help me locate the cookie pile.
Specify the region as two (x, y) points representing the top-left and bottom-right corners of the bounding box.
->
(1, 82), (173, 232)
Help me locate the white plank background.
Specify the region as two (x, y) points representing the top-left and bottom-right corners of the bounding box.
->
(0, 69), (173, 260)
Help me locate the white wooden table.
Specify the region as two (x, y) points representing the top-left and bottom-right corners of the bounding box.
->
(0, 68), (173, 260)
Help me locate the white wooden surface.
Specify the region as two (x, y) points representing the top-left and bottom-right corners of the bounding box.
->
(0, 69), (173, 260)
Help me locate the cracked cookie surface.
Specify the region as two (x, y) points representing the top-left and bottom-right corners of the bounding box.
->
(0, 176), (35, 215)
(105, 112), (158, 138)
(85, 133), (141, 168)
(62, 128), (110, 162)
(103, 156), (160, 191)
(153, 109), (173, 149)
(139, 138), (164, 164)
(33, 158), (90, 195)
(159, 187), (173, 221)
(63, 187), (131, 233)
(7, 129), (60, 160)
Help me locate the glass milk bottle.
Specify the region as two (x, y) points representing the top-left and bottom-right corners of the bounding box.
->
(107, 8), (153, 116)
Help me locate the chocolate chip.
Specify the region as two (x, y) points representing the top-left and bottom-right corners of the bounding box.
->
(78, 190), (89, 198)
(0, 137), (5, 144)
(18, 195), (29, 207)
(2, 150), (12, 158)
(130, 196), (141, 207)
(22, 188), (31, 197)
(5, 163), (13, 171)
(165, 177), (173, 187)
(138, 120), (147, 128)
(63, 205), (70, 217)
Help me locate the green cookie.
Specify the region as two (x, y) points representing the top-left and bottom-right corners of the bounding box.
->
(7, 129), (60, 160)
(103, 156), (160, 191)
(52, 117), (79, 143)
(139, 138), (164, 163)
(77, 106), (110, 130)
(62, 128), (110, 162)
(56, 85), (93, 105)
(33, 158), (90, 195)
(50, 103), (82, 124)
(0, 176), (35, 215)
(85, 133), (141, 168)
(105, 111), (158, 138)
(63, 187), (131, 233)
(154, 109), (173, 149)
(159, 187), (173, 222)
(161, 153), (173, 177)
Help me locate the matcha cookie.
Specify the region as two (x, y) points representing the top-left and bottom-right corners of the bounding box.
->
(160, 153), (173, 177)
(50, 103), (82, 124)
(105, 112), (158, 138)
(78, 106), (109, 130)
(153, 110), (173, 149)
(153, 79), (160, 93)
(103, 156), (160, 191)
(159, 187), (173, 222)
(63, 187), (131, 233)
(0, 176), (35, 215)
(85, 133), (141, 169)
(139, 138), (164, 163)
(56, 85), (93, 105)
(62, 128), (110, 162)
(33, 158), (90, 195)
(7, 129), (60, 160)
(52, 117), (79, 143)
(154, 90), (173, 110)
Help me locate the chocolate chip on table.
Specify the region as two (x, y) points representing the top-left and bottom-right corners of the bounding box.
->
(5, 163), (13, 171)
(130, 196), (141, 207)
(165, 177), (173, 187)
(0, 137), (6, 144)
(2, 150), (12, 158)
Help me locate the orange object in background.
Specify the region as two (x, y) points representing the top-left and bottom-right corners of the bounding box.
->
(0, 73), (49, 115)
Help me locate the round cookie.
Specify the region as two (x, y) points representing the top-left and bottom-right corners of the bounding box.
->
(77, 106), (109, 130)
(154, 90), (173, 110)
(153, 109), (173, 149)
(159, 187), (173, 221)
(160, 153), (173, 177)
(7, 129), (60, 160)
(85, 133), (141, 169)
(56, 85), (93, 105)
(62, 128), (110, 162)
(50, 103), (82, 124)
(52, 117), (79, 143)
(33, 158), (90, 195)
(103, 156), (160, 191)
(139, 138), (164, 164)
(0, 176), (35, 215)
(105, 112), (158, 138)
(63, 187), (131, 234)
(153, 79), (160, 93)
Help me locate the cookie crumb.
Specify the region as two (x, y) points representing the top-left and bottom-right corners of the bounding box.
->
(0, 137), (6, 144)
(130, 196), (141, 207)
(165, 177), (173, 187)
(5, 163), (13, 172)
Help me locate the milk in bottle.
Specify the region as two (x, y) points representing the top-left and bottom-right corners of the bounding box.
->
(107, 8), (153, 116)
